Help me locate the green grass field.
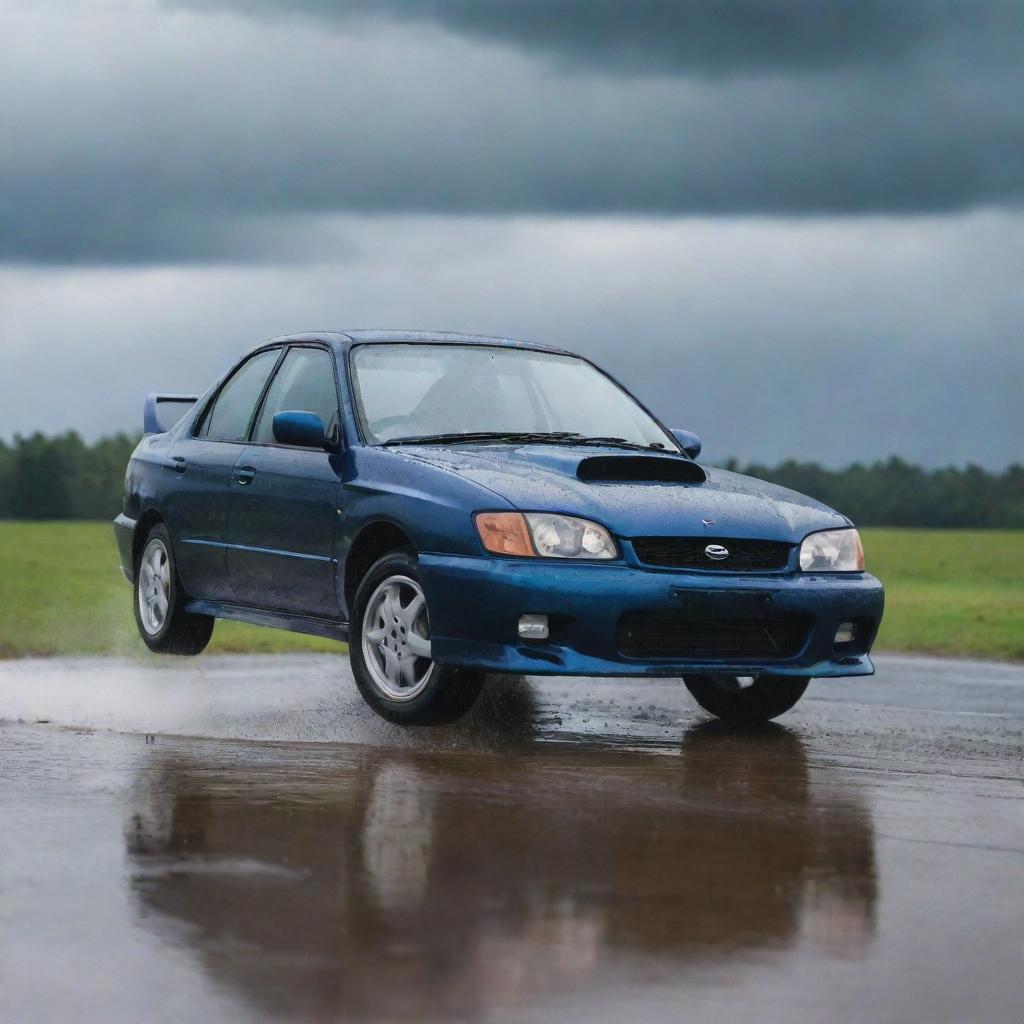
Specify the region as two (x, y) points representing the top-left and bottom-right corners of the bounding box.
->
(0, 522), (1020, 661)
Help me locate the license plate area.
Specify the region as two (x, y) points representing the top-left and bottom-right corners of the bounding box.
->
(670, 588), (777, 619)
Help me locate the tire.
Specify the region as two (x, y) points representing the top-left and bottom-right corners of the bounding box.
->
(349, 550), (484, 725)
(134, 523), (214, 655)
(683, 674), (809, 725)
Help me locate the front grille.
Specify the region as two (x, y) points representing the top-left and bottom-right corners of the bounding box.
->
(617, 612), (811, 660)
(633, 537), (792, 571)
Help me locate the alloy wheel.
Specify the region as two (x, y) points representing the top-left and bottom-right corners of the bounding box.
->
(138, 538), (171, 636)
(361, 575), (434, 701)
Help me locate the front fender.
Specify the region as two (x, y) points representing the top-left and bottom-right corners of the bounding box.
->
(337, 447), (515, 615)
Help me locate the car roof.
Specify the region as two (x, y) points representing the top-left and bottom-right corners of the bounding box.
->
(255, 330), (574, 357)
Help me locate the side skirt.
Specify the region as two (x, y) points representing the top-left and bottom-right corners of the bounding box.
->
(184, 600), (349, 644)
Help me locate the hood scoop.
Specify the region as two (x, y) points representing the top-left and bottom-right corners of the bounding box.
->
(577, 455), (707, 484)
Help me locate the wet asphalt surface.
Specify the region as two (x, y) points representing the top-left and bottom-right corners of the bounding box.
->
(0, 655), (1021, 1023)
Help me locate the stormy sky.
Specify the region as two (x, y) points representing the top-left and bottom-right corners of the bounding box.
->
(1, 0), (1021, 467)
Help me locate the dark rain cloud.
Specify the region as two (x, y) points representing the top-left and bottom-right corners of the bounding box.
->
(178, 0), (1016, 76)
(2, 0), (1022, 263)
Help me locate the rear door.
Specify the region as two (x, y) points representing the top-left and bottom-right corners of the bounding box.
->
(161, 348), (282, 602)
(227, 345), (344, 617)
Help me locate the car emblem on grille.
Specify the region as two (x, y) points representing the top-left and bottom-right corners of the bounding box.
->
(704, 544), (729, 560)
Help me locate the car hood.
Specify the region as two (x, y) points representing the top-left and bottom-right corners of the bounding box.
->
(396, 445), (848, 542)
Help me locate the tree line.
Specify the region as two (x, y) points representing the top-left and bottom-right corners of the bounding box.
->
(0, 432), (139, 520)
(0, 431), (1021, 527)
(718, 457), (1024, 529)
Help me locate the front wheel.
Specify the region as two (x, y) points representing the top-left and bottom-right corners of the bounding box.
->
(683, 674), (809, 725)
(349, 551), (484, 725)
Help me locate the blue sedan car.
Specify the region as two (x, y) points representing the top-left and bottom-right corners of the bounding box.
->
(115, 331), (884, 725)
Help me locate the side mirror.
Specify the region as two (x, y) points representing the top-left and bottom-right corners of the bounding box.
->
(671, 428), (702, 459)
(273, 410), (329, 449)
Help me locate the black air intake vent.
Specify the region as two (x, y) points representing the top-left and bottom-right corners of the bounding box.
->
(577, 456), (706, 484)
(617, 612), (812, 660)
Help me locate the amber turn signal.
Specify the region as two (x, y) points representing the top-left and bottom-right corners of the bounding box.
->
(475, 512), (535, 556)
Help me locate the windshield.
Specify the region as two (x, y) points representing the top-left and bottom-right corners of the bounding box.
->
(350, 344), (677, 449)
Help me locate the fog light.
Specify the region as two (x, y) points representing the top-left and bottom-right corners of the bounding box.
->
(834, 621), (855, 645)
(518, 614), (549, 640)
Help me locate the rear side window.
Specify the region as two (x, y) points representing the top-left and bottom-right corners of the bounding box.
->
(252, 347), (340, 444)
(199, 349), (280, 441)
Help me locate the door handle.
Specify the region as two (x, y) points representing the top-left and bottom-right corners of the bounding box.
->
(167, 456), (187, 473)
(236, 466), (257, 486)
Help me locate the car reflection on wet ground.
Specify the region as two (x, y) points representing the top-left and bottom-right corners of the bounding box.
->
(0, 655), (1021, 1023)
(124, 727), (875, 1020)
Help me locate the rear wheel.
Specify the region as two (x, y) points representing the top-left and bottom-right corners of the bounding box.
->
(349, 551), (484, 725)
(134, 523), (214, 655)
(683, 674), (809, 725)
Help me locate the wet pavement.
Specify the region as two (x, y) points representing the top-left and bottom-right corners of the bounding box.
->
(0, 655), (1021, 1023)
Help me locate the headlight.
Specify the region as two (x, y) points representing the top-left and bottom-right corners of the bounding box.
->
(475, 512), (617, 559)
(525, 513), (617, 559)
(799, 528), (864, 572)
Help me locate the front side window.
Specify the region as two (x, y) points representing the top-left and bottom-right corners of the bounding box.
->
(199, 349), (280, 442)
(350, 344), (675, 448)
(253, 347), (340, 444)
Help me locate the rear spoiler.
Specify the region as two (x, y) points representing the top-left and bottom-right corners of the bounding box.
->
(144, 393), (199, 435)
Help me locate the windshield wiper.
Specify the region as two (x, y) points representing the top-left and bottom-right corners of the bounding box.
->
(381, 431), (680, 453)
(381, 431), (585, 447)
(570, 436), (677, 453)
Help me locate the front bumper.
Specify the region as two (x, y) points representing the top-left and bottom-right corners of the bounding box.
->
(419, 554), (884, 678)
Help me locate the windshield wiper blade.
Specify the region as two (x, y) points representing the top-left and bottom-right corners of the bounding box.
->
(570, 436), (676, 453)
(381, 431), (680, 453)
(381, 431), (584, 447)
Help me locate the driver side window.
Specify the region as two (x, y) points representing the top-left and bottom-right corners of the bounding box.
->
(252, 347), (340, 445)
